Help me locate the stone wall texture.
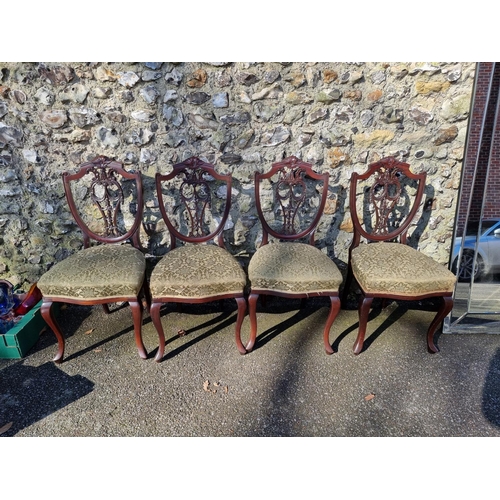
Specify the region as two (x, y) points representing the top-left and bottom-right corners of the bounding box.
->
(0, 62), (476, 286)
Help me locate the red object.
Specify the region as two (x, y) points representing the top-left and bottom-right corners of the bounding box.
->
(13, 283), (42, 316)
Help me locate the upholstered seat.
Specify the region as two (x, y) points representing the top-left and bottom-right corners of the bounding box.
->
(247, 156), (342, 355)
(249, 242), (343, 294)
(38, 245), (146, 301)
(150, 244), (246, 299)
(150, 157), (247, 361)
(351, 242), (456, 296)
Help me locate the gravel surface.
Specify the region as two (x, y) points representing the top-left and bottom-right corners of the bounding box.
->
(2, 298), (500, 438)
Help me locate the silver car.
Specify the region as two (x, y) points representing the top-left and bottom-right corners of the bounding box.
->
(451, 218), (500, 282)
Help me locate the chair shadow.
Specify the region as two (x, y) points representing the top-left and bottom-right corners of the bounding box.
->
(52, 303), (144, 362)
(248, 296), (329, 352)
(0, 361), (94, 436)
(333, 301), (410, 353)
(20, 303), (94, 361)
(482, 347), (500, 428)
(150, 301), (239, 361)
(331, 302), (385, 352)
(62, 324), (137, 362)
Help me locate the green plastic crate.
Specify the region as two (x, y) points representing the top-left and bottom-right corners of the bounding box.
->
(0, 300), (58, 359)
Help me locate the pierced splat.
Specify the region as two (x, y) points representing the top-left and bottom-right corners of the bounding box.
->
(255, 156), (328, 245)
(369, 163), (404, 237)
(275, 160), (308, 235)
(87, 161), (124, 238)
(63, 155), (144, 247)
(351, 156), (426, 245)
(156, 156), (232, 249)
(178, 164), (213, 238)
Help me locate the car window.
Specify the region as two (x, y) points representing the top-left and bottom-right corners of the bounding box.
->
(465, 220), (499, 236)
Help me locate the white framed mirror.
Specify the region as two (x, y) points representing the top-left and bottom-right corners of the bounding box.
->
(444, 62), (500, 333)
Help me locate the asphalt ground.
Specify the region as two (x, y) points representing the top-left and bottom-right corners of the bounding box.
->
(1, 296), (499, 496)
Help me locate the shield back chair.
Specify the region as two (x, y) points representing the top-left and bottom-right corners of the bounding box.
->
(149, 156), (247, 362)
(341, 156), (457, 354)
(247, 156), (343, 354)
(38, 155), (149, 363)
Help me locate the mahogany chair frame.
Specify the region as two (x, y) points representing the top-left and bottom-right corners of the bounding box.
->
(341, 156), (454, 354)
(247, 156), (341, 354)
(150, 156), (247, 361)
(40, 155), (149, 363)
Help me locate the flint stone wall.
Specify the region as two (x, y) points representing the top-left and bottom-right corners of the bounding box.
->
(0, 62), (475, 286)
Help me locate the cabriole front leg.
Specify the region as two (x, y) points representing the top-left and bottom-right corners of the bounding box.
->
(150, 302), (166, 362)
(427, 296), (454, 353)
(41, 300), (65, 364)
(324, 296), (341, 355)
(246, 293), (260, 353)
(353, 296), (373, 355)
(234, 297), (248, 355)
(129, 300), (147, 359)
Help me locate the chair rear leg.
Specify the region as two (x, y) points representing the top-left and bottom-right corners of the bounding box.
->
(341, 265), (354, 306)
(426, 296), (454, 353)
(150, 302), (166, 362)
(234, 296), (248, 355)
(142, 280), (152, 313)
(324, 295), (341, 354)
(129, 299), (147, 359)
(41, 300), (66, 364)
(353, 296), (373, 354)
(246, 293), (260, 353)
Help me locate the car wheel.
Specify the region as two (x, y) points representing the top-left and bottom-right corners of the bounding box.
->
(453, 249), (484, 282)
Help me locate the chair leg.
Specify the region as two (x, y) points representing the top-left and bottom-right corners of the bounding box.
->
(353, 296), (373, 355)
(341, 265), (354, 306)
(246, 293), (259, 353)
(102, 303), (111, 314)
(427, 296), (454, 353)
(324, 296), (341, 355)
(142, 280), (152, 313)
(41, 300), (66, 364)
(234, 297), (248, 355)
(150, 302), (165, 362)
(129, 300), (147, 359)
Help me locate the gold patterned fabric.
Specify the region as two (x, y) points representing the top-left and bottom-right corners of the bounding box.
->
(248, 242), (343, 294)
(351, 242), (456, 296)
(150, 244), (247, 299)
(38, 244), (146, 301)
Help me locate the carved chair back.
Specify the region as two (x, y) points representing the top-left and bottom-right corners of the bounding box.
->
(348, 157), (426, 251)
(64, 155), (144, 249)
(155, 156), (232, 250)
(254, 156), (329, 246)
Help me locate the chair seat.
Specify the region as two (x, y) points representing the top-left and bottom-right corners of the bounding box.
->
(351, 242), (457, 296)
(248, 242), (343, 294)
(38, 244), (146, 301)
(150, 244), (247, 299)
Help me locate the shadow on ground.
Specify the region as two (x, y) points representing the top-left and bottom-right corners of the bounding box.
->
(482, 347), (500, 427)
(0, 361), (94, 436)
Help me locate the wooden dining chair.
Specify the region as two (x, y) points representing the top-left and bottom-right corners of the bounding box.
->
(37, 156), (149, 363)
(149, 156), (247, 361)
(341, 156), (457, 354)
(247, 156), (343, 354)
